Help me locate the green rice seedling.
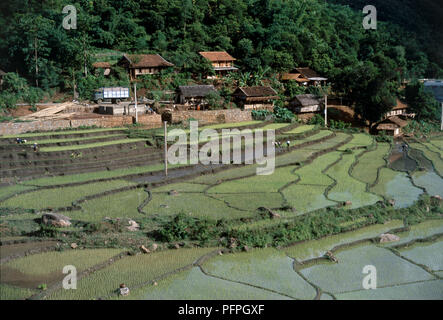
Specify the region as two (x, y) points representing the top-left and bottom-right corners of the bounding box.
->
(409, 143), (443, 176)
(295, 152), (340, 186)
(284, 220), (404, 262)
(380, 220), (443, 247)
(422, 142), (443, 157)
(1, 180), (136, 210)
(2, 127), (126, 138)
(145, 193), (249, 220)
(207, 166), (297, 194)
(121, 267), (290, 300)
(326, 152), (381, 208)
(299, 242), (434, 294)
(291, 130), (333, 147)
(21, 163), (185, 187)
(301, 132), (349, 150)
(260, 123), (291, 131)
(352, 143), (390, 184)
(0, 185), (37, 200)
(46, 248), (216, 300)
(0, 284), (36, 300)
(337, 133), (373, 151)
(210, 193), (285, 211)
(282, 184), (336, 214)
(151, 183), (208, 193)
(370, 168), (422, 208)
(398, 240), (443, 271)
(286, 125), (316, 134)
(3, 248), (124, 277)
(412, 171), (443, 196)
(40, 138), (146, 152)
(335, 279), (443, 300)
(201, 121), (262, 130)
(202, 248), (317, 299)
(69, 188), (147, 222)
(22, 134), (125, 145)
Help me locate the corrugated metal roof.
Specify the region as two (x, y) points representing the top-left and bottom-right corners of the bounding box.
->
(424, 80), (443, 102)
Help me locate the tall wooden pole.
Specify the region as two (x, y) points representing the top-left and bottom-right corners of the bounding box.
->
(164, 121), (168, 176)
(324, 94), (328, 127)
(134, 82), (138, 123)
(440, 102), (442, 131)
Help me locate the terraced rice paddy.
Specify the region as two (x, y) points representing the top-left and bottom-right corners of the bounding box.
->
(326, 151), (381, 208)
(370, 168), (423, 208)
(39, 138), (147, 152)
(352, 143), (390, 184)
(2, 127), (127, 138)
(1, 180), (136, 210)
(123, 267), (290, 300)
(1, 124), (442, 300)
(46, 248), (216, 300)
(298, 242), (435, 294)
(201, 248), (317, 299)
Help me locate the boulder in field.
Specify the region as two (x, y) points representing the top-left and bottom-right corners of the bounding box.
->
(379, 233), (400, 243)
(388, 199), (396, 206)
(41, 213), (71, 228)
(151, 243), (158, 251)
(70, 243), (78, 249)
(140, 245), (150, 254)
(127, 219), (140, 232)
(168, 190), (179, 196)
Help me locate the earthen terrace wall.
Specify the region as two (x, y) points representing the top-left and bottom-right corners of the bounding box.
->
(168, 109), (252, 124)
(0, 114), (162, 135)
(0, 109), (251, 135)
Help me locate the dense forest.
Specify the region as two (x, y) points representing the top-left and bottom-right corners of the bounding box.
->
(0, 0), (442, 123)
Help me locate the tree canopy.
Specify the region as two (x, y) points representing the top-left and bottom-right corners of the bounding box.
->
(0, 0), (441, 122)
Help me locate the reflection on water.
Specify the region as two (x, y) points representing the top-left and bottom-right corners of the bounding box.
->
(389, 140), (416, 171)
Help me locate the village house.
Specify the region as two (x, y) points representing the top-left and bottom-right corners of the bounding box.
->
(385, 99), (415, 118)
(288, 94), (323, 113)
(375, 116), (408, 137)
(176, 85), (218, 109)
(199, 51), (238, 78)
(232, 86), (279, 110)
(281, 67), (327, 86)
(92, 62), (112, 77)
(117, 54), (174, 80)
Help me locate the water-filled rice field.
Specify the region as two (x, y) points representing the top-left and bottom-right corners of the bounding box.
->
(1, 125), (442, 300)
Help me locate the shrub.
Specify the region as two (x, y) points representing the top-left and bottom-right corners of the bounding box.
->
(273, 106), (294, 123)
(308, 114), (325, 126)
(251, 109), (272, 120)
(375, 132), (393, 143)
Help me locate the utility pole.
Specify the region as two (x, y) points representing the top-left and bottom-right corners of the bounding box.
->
(134, 82), (138, 123)
(164, 121), (168, 176)
(324, 94), (328, 127)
